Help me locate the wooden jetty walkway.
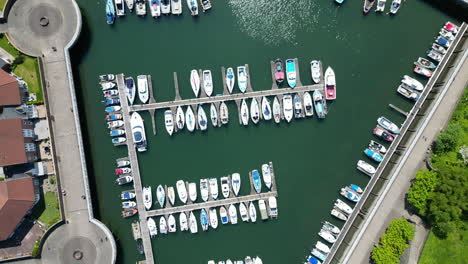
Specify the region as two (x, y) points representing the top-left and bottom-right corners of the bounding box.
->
(116, 74), (155, 264)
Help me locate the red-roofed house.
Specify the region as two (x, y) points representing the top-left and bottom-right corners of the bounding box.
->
(0, 69), (21, 106)
(0, 118), (37, 167)
(0, 177), (39, 241)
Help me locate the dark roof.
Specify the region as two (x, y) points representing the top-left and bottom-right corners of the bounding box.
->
(0, 69), (20, 106)
(0, 119), (27, 166)
(0, 177), (36, 240)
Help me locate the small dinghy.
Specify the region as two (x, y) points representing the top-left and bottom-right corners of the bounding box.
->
(105, 113), (122, 120)
(116, 159), (130, 167)
(171, 0), (182, 15)
(239, 202), (249, 222)
(137, 75), (149, 104)
(179, 212), (188, 231)
(186, 0), (198, 16)
(189, 211), (198, 233)
(219, 101), (229, 125)
(185, 106), (196, 132)
(432, 43), (447, 55)
(272, 96), (281, 123)
(318, 229), (336, 243)
(397, 85), (419, 101)
(364, 148), (383, 163)
(125, 0), (134, 12)
(274, 59), (284, 83)
(175, 106), (185, 130)
(335, 199), (353, 215)
(261, 164), (272, 189)
(414, 65), (432, 78)
(202, 70), (213, 96)
(190, 70), (200, 97)
(357, 159), (376, 176)
(125, 77), (136, 104)
(229, 204), (238, 224)
(282, 94), (293, 123)
(99, 74), (115, 82)
(101, 81), (116, 90)
(377, 116), (400, 134)
(340, 187), (360, 202)
(200, 0), (211, 11)
(121, 209), (137, 219)
(249, 202), (257, 222)
(349, 184), (364, 194)
(143, 186), (152, 210)
(375, 0), (386, 12)
(103, 89), (118, 97)
(209, 178), (219, 200)
(250, 98), (260, 124)
(220, 206), (229, 224)
(415, 57), (436, 69)
(363, 0), (376, 14)
(261, 97), (272, 121)
(156, 185), (165, 208)
(115, 167), (131, 175)
(401, 75), (424, 91)
(226, 67), (235, 93)
(149, 0), (161, 17)
(293, 93), (303, 119)
(240, 99), (249, 126)
(112, 137), (126, 144)
(310, 60), (321, 83)
(427, 49), (443, 63)
(115, 176), (132, 186)
(105, 98), (120, 106)
(107, 120), (124, 129)
(147, 217), (157, 237)
(121, 190), (135, 200)
(209, 208), (218, 229)
(237, 66), (248, 93)
(159, 216), (168, 234)
(303, 92), (314, 117)
(210, 103), (218, 127)
(197, 105), (208, 131)
(167, 186), (176, 206)
(122, 201), (136, 209)
(251, 169), (262, 193)
(176, 180), (188, 204)
(322, 221), (341, 235)
(373, 126), (394, 142)
(220, 176), (230, 198)
(200, 178), (209, 202)
(369, 140), (387, 154)
(389, 0), (400, 14)
(188, 182), (197, 202)
(231, 173), (241, 196)
(324, 67), (336, 100)
(168, 214), (176, 233)
(164, 110), (174, 136)
(200, 209), (209, 231)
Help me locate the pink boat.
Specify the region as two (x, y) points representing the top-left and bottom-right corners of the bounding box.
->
(115, 168), (131, 175)
(274, 59), (284, 83)
(363, 0), (375, 14)
(324, 67), (336, 100)
(444, 22), (458, 34)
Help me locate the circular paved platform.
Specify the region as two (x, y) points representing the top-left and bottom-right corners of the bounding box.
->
(6, 0), (80, 56)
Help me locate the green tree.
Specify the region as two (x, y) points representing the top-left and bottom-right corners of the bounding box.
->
(371, 244), (400, 264)
(407, 169), (439, 216)
(433, 123), (463, 154)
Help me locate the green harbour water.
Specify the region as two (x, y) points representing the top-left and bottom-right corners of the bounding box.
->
(72, 1), (457, 263)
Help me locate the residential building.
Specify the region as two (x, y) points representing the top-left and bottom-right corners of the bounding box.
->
(0, 118), (37, 167)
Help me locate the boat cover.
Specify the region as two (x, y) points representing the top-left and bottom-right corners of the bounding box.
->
(307, 256), (320, 264)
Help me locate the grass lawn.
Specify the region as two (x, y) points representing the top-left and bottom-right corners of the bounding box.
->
(0, 0), (6, 12)
(0, 34), (43, 103)
(418, 224), (468, 264)
(33, 191), (61, 228)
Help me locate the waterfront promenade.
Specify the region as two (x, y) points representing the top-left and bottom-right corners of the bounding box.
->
(0, 0), (116, 263)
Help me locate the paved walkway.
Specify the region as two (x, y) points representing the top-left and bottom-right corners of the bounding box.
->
(2, 0), (116, 263)
(342, 42), (468, 264)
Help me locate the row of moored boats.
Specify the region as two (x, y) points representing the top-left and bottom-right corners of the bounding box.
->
(106, 0), (212, 24)
(208, 257), (263, 264)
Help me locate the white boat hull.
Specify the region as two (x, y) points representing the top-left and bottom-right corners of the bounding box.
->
(137, 75), (149, 104)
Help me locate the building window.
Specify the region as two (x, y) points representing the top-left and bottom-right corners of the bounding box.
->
(23, 120), (33, 126)
(25, 143), (36, 152)
(23, 129), (34, 138)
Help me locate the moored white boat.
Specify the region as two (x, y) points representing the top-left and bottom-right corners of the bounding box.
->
(185, 106), (196, 132)
(220, 206), (229, 224)
(189, 211), (198, 233)
(258, 199), (268, 220)
(240, 99), (249, 126)
(209, 178), (218, 200)
(219, 101), (229, 125)
(318, 229), (336, 243)
(303, 92), (314, 117)
(310, 60), (321, 83)
(149, 0), (161, 17)
(369, 140), (387, 154)
(130, 112), (147, 152)
(377, 116), (400, 134)
(179, 212), (188, 231)
(316, 241), (331, 254)
(164, 110), (174, 136)
(168, 214), (176, 233)
(159, 216), (168, 234)
(229, 204), (238, 224)
(273, 96), (281, 123)
(226, 67), (235, 94)
(250, 98), (260, 124)
(188, 182), (197, 202)
(147, 217), (157, 237)
(200, 208), (209, 231)
(261, 164), (272, 189)
(322, 221), (341, 235)
(389, 0), (400, 14)
(176, 180), (188, 204)
(197, 105), (208, 131)
(125, 77), (136, 104)
(202, 70), (213, 96)
(285, 59), (297, 88)
(375, 0), (386, 12)
(190, 70), (200, 97)
(175, 106), (185, 130)
(125, 0), (134, 11)
(136, 0), (146, 16)
(200, 178), (209, 202)
(324, 67), (336, 100)
(186, 0), (198, 16)
(101, 81), (116, 90)
(282, 94), (293, 123)
(220, 176), (230, 198)
(293, 93), (303, 119)
(334, 199), (353, 215)
(137, 75), (149, 104)
(209, 208), (218, 229)
(414, 65), (432, 78)
(143, 186), (152, 210)
(239, 202), (249, 222)
(340, 187), (360, 202)
(268, 196), (278, 217)
(156, 185), (165, 207)
(122, 201), (136, 209)
(237, 66), (247, 93)
(171, 0), (182, 15)
(210, 103), (218, 127)
(231, 173), (241, 196)
(249, 202), (257, 222)
(161, 0), (170, 14)
(397, 85), (419, 101)
(167, 186), (176, 206)
(261, 97), (272, 120)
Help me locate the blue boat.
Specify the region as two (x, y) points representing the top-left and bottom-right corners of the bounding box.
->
(106, 0), (116, 25)
(307, 256), (321, 264)
(349, 184), (363, 194)
(110, 129), (125, 137)
(105, 98), (120, 106)
(200, 209), (209, 231)
(435, 36), (450, 48)
(121, 190), (135, 200)
(106, 114), (122, 121)
(285, 59), (297, 88)
(251, 170), (262, 193)
(105, 106), (121, 113)
(335, 0), (345, 4)
(313, 90), (327, 119)
(364, 148), (383, 163)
